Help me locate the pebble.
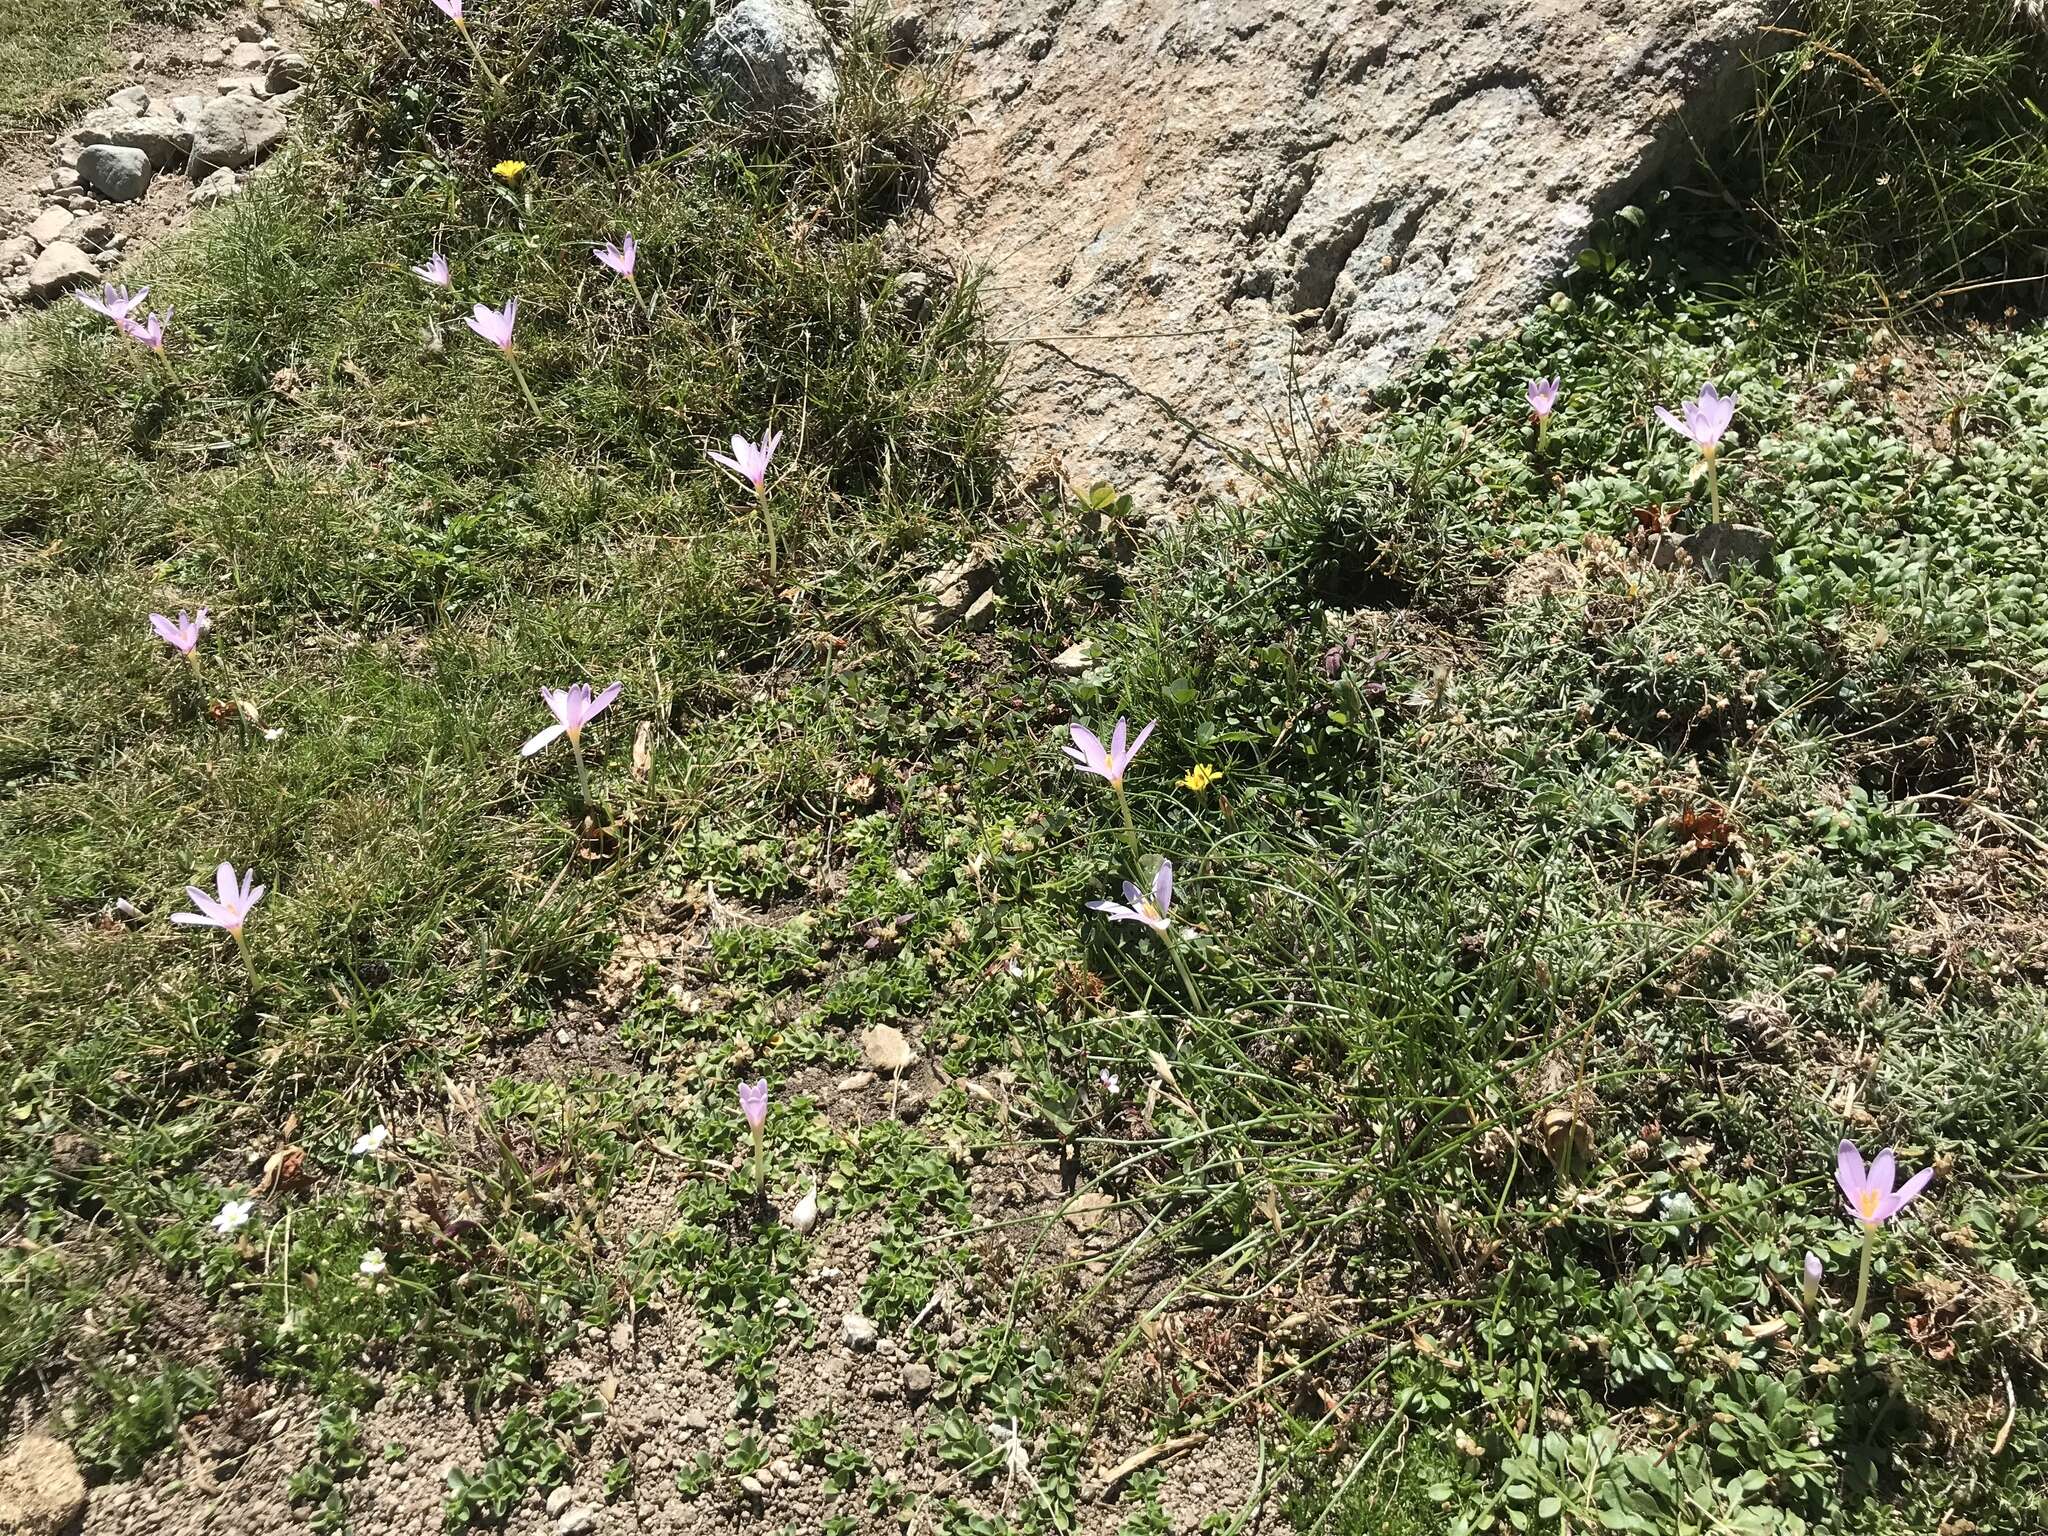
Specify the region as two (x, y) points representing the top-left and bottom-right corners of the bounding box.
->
(738, 1474), (765, 1497)
(902, 1362), (933, 1398)
(680, 1407), (709, 1430)
(556, 1507), (595, 1535)
(545, 1487), (576, 1516)
(235, 19), (267, 40)
(29, 208), (73, 248)
(841, 1312), (878, 1349)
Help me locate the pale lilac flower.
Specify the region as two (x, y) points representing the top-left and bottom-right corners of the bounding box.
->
(595, 235), (637, 280)
(432, 0), (463, 22)
(351, 1125), (391, 1157)
(1654, 382), (1737, 454)
(519, 682), (622, 757)
(171, 862), (266, 938)
(1064, 717), (1155, 789)
(1801, 1251), (1823, 1312)
(708, 430), (781, 493)
(1098, 1068), (1121, 1095)
(150, 607), (210, 657)
(1836, 1140), (1933, 1228)
(1088, 860), (1174, 934)
(123, 308), (171, 353)
(739, 1079), (769, 1132)
(1525, 376), (1562, 419)
(466, 297), (518, 352)
(411, 251), (451, 288)
(358, 1247), (387, 1277)
(77, 282), (148, 325)
(212, 1197), (254, 1235)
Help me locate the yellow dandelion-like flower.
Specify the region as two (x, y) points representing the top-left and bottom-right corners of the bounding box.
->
(1180, 763), (1221, 794)
(492, 160), (529, 184)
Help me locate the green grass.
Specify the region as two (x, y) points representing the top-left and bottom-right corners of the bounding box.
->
(4, 1), (2048, 1533)
(0, 0), (121, 131)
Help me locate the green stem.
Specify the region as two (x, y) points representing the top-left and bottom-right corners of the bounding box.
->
(1536, 415), (1549, 456)
(505, 354), (543, 423)
(1706, 452), (1721, 522)
(233, 929), (258, 991)
(1163, 931), (1205, 1018)
(750, 1124), (765, 1198)
(1112, 783), (1143, 870)
(459, 24), (503, 91)
(756, 482), (775, 578)
(572, 739), (591, 810)
(1849, 1224), (1875, 1330)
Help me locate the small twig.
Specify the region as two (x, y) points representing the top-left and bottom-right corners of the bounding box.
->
(1094, 1432), (1209, 1499)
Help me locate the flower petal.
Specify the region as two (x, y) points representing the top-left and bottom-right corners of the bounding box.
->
(1834, 1140), (1865, 1205)
(1883, 1165), (1934, 1219)
(1151, 859), (1174, 915)
(1868, 1148), (1897, 1203)
(521, 721), (568, 756)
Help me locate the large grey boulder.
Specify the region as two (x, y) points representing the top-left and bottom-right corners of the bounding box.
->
(895, 0), (1770, 500)
(76, 144), (154, 202)
(693, 0), (841, 119)
(187, 93), (289, 176)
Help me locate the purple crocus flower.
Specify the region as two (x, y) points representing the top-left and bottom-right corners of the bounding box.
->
(739, 1079), (769, 1132)
(150, 607), (210, 657)
(1064, 717), (1155, 789)
(1525, 376), (1562, 419)
(433, 0), (463, 23)
(1655, 383), (1737, 454)
(123, 309), (171, 353)
(520, 682), (622, 757)
(77, 282), (148, 325)
(466, 297), (518, 352)
(1801, 1251), (1823, 1312)
(412, 251), (451, 288)
(1836, 1141), (1933, 1229)
(1088, 860), (1174, 933)
(708, 429), (781, 493)
(171, 862), (266, 938)
(595, 235), (637, 280)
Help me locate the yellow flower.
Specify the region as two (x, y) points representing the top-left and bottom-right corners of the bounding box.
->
(492, 160), (529, 184)
(1180, 763), (1221, 794)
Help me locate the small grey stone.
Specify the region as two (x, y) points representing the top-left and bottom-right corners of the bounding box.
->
(0, 235), (35, 271)
(29, 207), (72, 248)
(692, 0), (841, 119)
(680, 1407), (709, 1430)
(555, 1507), (595, 1535)
(201, 46), (224, 66)
(107, 85), (150, 111)
(170, 94), (206, 124)
(187, 93), (287, 175)
(26, 240), (97, 301)
(190, 167), (240, 206)
(919, 555), (994, 631)
(127, 51), (146, 70)
(230, 41), (267, 69)
(83, 114), (193, 170)
(841, 1312), (878, 1350)
(1683, 521), (1777, 581)
(69, 214), (115, 252)
(264, 52), (309, 94)
(235, 19), (266, 40)
(902, 1362), (933, 1399)
(738, 1474), (765, 1497)
(1051, 640), (1094, 676)
(77, 144), (153, 202)
(47, 168), (80, 191)
(545, 1486), (576, 1516)
(959, 589), (998, 632)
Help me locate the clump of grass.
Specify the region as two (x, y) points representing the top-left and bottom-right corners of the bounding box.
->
(1729, 0), (2048, 308)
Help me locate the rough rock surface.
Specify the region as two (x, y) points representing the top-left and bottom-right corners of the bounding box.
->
(27, 241), (98, 300)
(76, 144), (154, 202)
(693, 0), (841, 118)
(0, 1433), (88, 1536)
(898, 0), (1769, 499)
(187, 94), (289, 176)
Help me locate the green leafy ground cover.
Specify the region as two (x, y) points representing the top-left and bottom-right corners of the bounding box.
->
(3, 2), (2047, 1533)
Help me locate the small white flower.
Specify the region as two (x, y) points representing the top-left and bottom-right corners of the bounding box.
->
(1098, 1069), (1120, 1096)
(350, 1124), (391, 1157)
(212, 1198), (254, 1234)
(358, 1247), (387, 1277)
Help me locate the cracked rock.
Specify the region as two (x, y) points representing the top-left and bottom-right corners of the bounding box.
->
(77, 144), (153, 201)
(693, 0), (841, 119)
